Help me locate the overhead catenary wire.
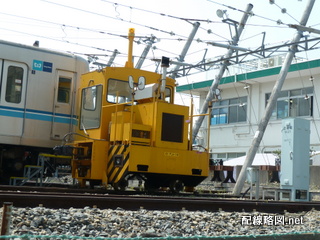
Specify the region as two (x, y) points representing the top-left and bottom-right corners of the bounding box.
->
(269, 0), (300, 24)
(41, 0), (189, 39)
(38, 0), (258, 53)
(168, 36), (320, 76)
(0, 14), (188, 64)
(207, 0), (288, 26)
(0, 6), (228, 65)
(0, 0), (318, 76)
(8, 1), (301, 47)
(105, 0), (286, 33)
(0, 1), (310, 62)
(0, 12), (131, 39)
(102, 0), (220, 23)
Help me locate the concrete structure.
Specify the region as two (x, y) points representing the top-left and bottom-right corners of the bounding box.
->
(177, 56), (320, 161)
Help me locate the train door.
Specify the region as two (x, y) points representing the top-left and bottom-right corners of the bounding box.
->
(0, 60), (28, 137)
(51, 70), (75, 139)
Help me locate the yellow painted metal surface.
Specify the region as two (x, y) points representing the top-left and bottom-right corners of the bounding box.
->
(124, 123), (151, 145)
(71, 140), (108, 181)
(110, 111), (133, 142)
(70, 30), (208, 189)
(107, 144), (130, 184)
(129, 145), (209, 176)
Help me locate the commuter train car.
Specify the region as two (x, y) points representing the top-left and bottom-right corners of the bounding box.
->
(0, 40), (89, 183)
(64, 29), (209, 192)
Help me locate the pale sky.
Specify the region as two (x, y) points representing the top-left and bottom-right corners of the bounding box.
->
(1, 0), (319, 73)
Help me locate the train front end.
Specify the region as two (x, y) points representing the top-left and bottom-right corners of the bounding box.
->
(70, 29), (209, 192)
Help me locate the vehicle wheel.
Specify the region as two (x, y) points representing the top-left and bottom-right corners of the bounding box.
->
(113, 179), (128, 191)
(169, 179), (184, 194)
(89, 180), (101, 189)
(144, 180), (159, 193)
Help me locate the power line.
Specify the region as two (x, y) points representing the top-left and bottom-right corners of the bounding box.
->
(206, 0), (297, 27)
(0, 2), (301, 58)
(0, 26), (121, 54)
(41, 0), (188, 39)
(0, 12), (138, 40)
(104, 0), (304, 32)
(1, 0), (317, 74)
(269, 0), (300, 24)
(101, 0), (222, 24)
(169, 36), (320, 75)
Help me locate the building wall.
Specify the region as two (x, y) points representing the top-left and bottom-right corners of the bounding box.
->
(194, 60), (320, 158)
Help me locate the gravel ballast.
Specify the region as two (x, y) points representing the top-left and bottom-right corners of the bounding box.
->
(1, 206), (320, 238)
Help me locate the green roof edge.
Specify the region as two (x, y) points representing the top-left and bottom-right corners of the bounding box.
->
(176, 59), (320, 92)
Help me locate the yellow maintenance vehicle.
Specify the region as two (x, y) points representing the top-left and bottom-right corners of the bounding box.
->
(62, 29), (209, 192)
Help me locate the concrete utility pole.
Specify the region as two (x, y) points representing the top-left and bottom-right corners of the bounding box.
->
(170, 22), (200, 79)
(192, 3), (253, 144)
(232, 0), (315, 196)
(135, 35), (156, 69)
(106, 49), (119, 67)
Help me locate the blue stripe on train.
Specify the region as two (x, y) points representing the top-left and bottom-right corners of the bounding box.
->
(0, 108), (24, 118)
(0, 106), (78, 125)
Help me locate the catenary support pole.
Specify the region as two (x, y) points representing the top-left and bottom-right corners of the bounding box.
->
(170, 22), (200, 79)
(232, 0), (315, 196)
(106, 49), (119, 67)
(135, 35), (156, 69)
(192, 3), (253, 144)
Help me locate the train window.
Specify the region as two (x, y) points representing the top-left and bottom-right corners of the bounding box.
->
(57, 77), (71, 103)
(5, 66), (24, 103)
(164, 87), (172, 103)
(107, 79), (132, 103)
(80, 85), (103, 129)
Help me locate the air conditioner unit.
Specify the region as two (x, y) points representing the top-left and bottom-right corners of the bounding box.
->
(268, 56), (283, 67)
(268, 57), (275, 67)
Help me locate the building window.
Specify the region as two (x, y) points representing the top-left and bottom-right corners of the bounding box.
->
(210, 96), (247, 125)
(266, 87), (313, 120)
(5, 66), (24, 104)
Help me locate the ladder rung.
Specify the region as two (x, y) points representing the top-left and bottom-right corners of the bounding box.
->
(10, 176), (28, 180)
(24, 165), (42, 168)
(10, 177), (28, 186)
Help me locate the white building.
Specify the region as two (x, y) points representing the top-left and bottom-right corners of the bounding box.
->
(177, 56), (320, 162)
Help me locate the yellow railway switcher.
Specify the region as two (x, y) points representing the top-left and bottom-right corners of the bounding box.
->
(66, 29), (209, 192)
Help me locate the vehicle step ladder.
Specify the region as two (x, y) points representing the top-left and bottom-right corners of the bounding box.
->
(9, 153), (72, 186)
(23, 165), (44, 185)
(9, 177), (28, 186)
(10, 165), (44, 186)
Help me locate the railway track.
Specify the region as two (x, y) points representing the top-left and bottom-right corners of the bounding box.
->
(2, 186), (320, 240)
(1, 186), (320, 213)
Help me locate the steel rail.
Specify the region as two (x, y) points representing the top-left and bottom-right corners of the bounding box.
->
(1, 190), (320, 213)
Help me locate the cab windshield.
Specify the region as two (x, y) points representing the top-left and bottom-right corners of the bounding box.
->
(107, 78), (173, 104)
(107, 79), (132, 103)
